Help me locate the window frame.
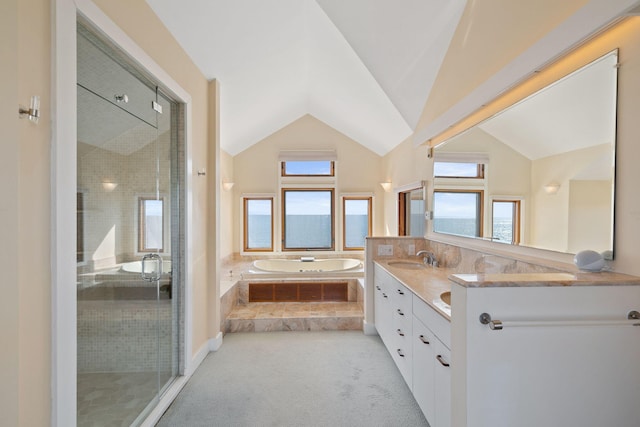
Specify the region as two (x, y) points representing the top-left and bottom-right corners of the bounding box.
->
(281, 188), (335, 251)
(432, 189), (485, 238)
(281, 160), (335, 177)
(342, 196), (372, 251)
(137, 196), (165, 253)
(491, 198), (522, 245)
(243, 196), (275, 252)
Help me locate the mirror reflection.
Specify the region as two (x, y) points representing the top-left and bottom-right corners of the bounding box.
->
(432, 50), (618, 255)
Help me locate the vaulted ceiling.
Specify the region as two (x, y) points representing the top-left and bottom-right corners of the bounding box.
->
(146, 0), (467, 155)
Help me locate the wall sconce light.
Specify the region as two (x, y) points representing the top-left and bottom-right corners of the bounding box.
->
(102, 181), (118, 192)
(380, 182), (392, 192)
(543, 182), (561, 195)
(222, 181), (234, 191)
(18, 95), (41, 124)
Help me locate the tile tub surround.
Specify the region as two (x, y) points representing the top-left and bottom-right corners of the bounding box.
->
(225, 301), (364, 333)
(219, 256), (366, 334)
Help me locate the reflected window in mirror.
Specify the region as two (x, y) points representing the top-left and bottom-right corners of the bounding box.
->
(434, 161), (484, 179)
(398, 188), (425, 237)
(491, 199), (521, 244)
(433, 190), (483, 238)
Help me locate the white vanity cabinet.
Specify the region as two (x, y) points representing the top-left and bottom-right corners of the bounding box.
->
(390, 279), (413, 388)
(373, 265), (392, 344)
(374, 264), (413, 386)
(373, 263), (451, 426)
(413, 298), (451, 427)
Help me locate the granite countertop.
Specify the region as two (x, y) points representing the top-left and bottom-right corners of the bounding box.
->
(375, 259), (640, 322)
(374, 260), (452, 320)
(450, 270), (640, 287)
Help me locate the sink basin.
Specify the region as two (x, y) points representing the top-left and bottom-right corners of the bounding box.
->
(387, 261), (427, 270)
(433, 291), (451, 316)
(440, 291), (451, 305)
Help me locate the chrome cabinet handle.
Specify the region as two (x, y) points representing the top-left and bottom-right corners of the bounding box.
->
(397, 289), (404, 295)
(397, 309), (404, 316)
(419, 335), (430, 345)
(397, 329), (405, 337)
(397, 349), (405, 358)
(382, 293), (388, 299)
(436, 355), (450, 367)
(376, 285), (381, 290)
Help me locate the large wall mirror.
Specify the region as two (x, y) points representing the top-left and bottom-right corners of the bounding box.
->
(431, 50), (618, 256)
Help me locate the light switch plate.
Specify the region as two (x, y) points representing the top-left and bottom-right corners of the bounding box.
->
(377, 244), (393, 256)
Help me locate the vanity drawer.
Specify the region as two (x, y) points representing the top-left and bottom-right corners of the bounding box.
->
(413, 295), (451, 348)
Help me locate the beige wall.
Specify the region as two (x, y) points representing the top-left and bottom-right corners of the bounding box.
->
(1, 0), (52, 424)
(220, 149), (235, 260)
(232, 114), (384, 253)
(530, 144), (613, 252)
(416, 0), (588, 129)
(380, 138), (432, 236)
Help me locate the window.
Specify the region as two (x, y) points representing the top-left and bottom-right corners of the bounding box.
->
(398, 188), (425, 237)
(138, 197), (164, 252)
(433, 190), (483, 238)
(281, 160), (335, 177)
(343, 197), (372, 250)
(243, 197), (274, 252)
(492, 199), (521, 244)
(282, 189), (334, 250)
(434, 161), (484, 178)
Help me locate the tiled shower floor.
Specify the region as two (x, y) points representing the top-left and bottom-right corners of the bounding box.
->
(225, 301), (364, 333)
(77, 372), (163, 427)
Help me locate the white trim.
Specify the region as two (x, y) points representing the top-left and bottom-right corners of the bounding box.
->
(363, 321), (378, 336)
(278, 150), (337, 161)
(433, 152), (490, 164)
(52, 1), (78, 424)
(53, 1), (195, 425)
(413, 0), (640, 146)
(394, 180), (426, 194)
(208, 332), (224, 352)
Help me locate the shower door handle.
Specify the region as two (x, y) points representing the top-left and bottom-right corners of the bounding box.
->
(141, 253), (163, 282)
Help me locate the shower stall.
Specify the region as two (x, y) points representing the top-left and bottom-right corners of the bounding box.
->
(75, 22), (183, 426)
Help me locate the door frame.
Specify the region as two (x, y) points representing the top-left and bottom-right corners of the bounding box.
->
(52, 0), (194, 425)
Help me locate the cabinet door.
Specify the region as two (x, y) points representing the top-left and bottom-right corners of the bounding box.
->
(374, 280), (391, 343)
(412, 316), (436, 423)
(434, 339), (451, 427)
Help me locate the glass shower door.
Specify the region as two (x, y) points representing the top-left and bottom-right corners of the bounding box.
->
(76, 25), (178, 426)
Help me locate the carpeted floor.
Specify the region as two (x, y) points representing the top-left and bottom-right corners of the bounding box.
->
(157, 331), (428, 427)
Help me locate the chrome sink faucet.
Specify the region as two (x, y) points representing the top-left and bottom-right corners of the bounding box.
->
(416, 250), (439, 267)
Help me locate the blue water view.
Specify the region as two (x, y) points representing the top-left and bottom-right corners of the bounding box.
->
(247, 214), (369, 249)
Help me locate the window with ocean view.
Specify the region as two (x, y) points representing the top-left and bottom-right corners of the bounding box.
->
(244, 197), (274, 251)
(433, 190), (483, 238)
(343, 197), (371, 250)
(492, 199), (521, 244)
(282, 189), (334, 250)
(282, 160), (334, 177)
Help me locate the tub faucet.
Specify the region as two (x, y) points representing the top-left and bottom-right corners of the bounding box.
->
(416, 250), (438, 267)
